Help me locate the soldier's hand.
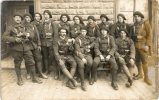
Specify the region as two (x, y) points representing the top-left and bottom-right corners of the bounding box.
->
(105, 55), (111, 61)
(82, 58), (87, 64)
(137, 35), (143, 39)
(87, 45), (91, 49)
(17, 32), (24, 37)
(59, 59), (65, 66)
(100, 55), (105, 61)
(119, 57), (124, 62)
(129, 59), (135, 65)
(144, 45), (149, 52)
(37, 46), (41, 51)
(15, 37), (23, 43)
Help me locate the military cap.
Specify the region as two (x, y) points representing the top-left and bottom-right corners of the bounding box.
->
(13, 13), (23, 19)
(23, 13), (33, 20)
(43, 10), (52, 18)
(87, 16), (96, 21)
(133, 11), (144, 18)
(119, 28), (129, 37)
(117, 13), (126, 20)
(100, 14), (109, 21)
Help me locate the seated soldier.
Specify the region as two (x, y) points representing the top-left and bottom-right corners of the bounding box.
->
(115, 28), (138, 87)
(91, 27), (119, 90)
(74, 26), (95, 91)
(53, 28), (78, 89)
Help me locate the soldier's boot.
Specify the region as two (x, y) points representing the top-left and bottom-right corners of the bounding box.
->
(78, 67), (87, 91)
(15, 66), (23, 86)
(37, 62), (48, 79)
(66, 80), (76, 89)
(143, 63), (152, 85)
(61, 67), (78, 87)
(134, 62), (143, 80)
(122, 65), (133, 87)
(111, 70), (118, 90)
(30, 66), (42, 84)
(90, 65), (97, 85)
(44, 59), (49, 75)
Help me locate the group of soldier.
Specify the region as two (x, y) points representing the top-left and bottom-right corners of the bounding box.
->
(2, 10), (152, 91)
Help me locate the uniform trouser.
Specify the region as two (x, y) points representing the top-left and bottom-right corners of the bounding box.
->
(58, 55), (77, 80)
(74, 55), (93, 82)
(26, 48), (43, 75)
(135, 49), (149, 79)
(41, 46), (53, 73)
(12, 50), (36, 80)
(117, 56), (134, 80)
(92, 56), (118, 83)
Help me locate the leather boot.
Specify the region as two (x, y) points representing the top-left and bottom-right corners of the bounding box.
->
(81, 81), (87, 91)
(143, 63), (152, 85)
(30, 66), (42, 84)
(15, 66), (23, 86)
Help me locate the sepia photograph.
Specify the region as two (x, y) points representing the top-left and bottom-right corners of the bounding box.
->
(0, 0), (159, 99)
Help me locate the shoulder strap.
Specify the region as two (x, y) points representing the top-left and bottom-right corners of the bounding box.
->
(78, 38), (82, 47)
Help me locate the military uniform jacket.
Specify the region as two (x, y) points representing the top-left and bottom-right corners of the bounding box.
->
(53, 36), (74, 61)
(98, 22), (112, 31)
(74, 34), (95, 59)
(86, 23), (100, 37)
(130, 20), (152, 54)
(115, 37), (135, 59)
(70, 23), (83, 38)
(2, 23), (34, 51)
(58, 21), (71, 37)
(110, 22), (130, 38)
(41, 19), (58, 47)
(23, 22), (41, 50)
(94, 35), (116, 56)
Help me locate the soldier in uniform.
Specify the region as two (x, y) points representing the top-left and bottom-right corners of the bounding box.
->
(58, 14), (71, 37)
(110, 13), (130, 38)
(23, 13), (48, 79)
(86, 16), (100, 37)
(70, 15), (85, 39)
(74, 26), (94, 91)
(53, 28), (78, 89)
(41, 10), (58, 75)
(130, 11), (152, 85)
(2, 13), (42, 85)
(91, 27), (118, 90)
(98, 14), (112, 31)
(115, 28), (138, 87)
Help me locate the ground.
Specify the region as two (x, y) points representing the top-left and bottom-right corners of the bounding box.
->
(0, 56), (158, 100)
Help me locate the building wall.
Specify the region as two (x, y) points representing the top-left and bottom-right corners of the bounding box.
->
(36, 0), (149, 24)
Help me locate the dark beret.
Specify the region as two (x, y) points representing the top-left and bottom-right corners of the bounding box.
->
(100, 14), (109, 21)
(133, 11), (144, 18)
(23, 13), (33, 20)
(87, 16), (96, 21)
(13, 13), (23, 19)
(119, 28), (129, 37)
(117, 13), (126, 20)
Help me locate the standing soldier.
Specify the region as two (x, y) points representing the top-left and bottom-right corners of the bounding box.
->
(70, 15), (85, 39)
(58, 14), (71, 37)
(98, 14), (112, 31)
(53, 28), (78, 89)
(41, 10), (58, 75)
(91, 27), (118, 90)
(2, 13), (42, 85)
(115, 28), (138, 87)
(74, 26), (94, 91)
(86, 16), (100, 37)
(130, 11), (152, 85)
(110, 13), (130, 38)
(23, 13), (48, 79)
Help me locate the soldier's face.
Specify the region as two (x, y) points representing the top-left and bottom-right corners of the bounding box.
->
(44, 13), (50, 20)
(81, 29), (87, 36)
(61, 16), (68, 22)
(13, 16), (22, 24)
(74, 17), (80, 24)
(25, 16), (31, 23)
(134, 15), (142, 22)
(118, 16), (124, 23)
(101, 29), (108, 36)
(60, 29), (67, 38)
(35, 14), (41, 21)
(88, 19), (94, 24)
(101, 17), (107, 22)
(120, 31), (126, 38)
